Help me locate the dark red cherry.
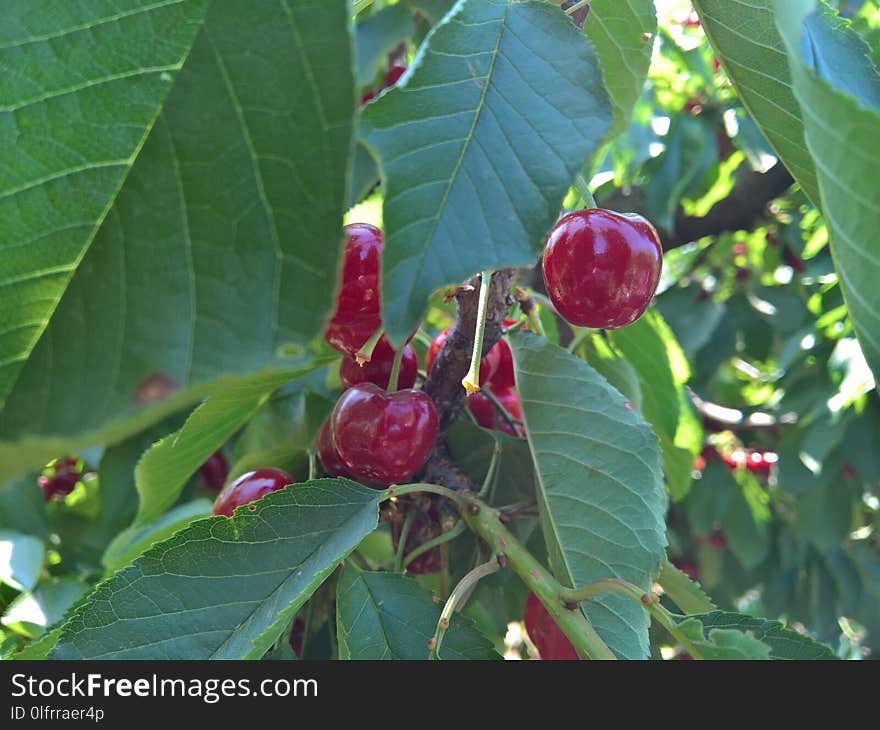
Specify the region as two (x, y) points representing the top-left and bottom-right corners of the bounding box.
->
(672, 560), (700, 582)
(339, 336), (417, 390)
(542, 209), (663, 329)
(386, 64), (407, 87)
(468, 386), (523, 437)
(199, 451), (229, 491)
(523, 592), (578, 660)
(485, 318), (521, 390)
(425, 327), (498, 386)
(325, 223), (384, 357)
(359, 89), (377, 107)
(212, 468), (294, 517)
(38, 456), (82, 502)
(330, 383), (438, 485)
(316, 420), (353, 479)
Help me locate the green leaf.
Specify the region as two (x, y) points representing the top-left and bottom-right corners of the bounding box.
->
(776, 1), (880, 380)
(362, 0), (612, 344)
(0, 530), (44, 592)
(51, 479), (381, 659)
(686, 611), (837, 660)
(691, 0), (822, 206)
(584, 0), (657, 138)
(0, 0), (356, 482)
(356, 4), (414, 87)
(0, 0), (209, 409)
(658, 560), (717, 615)
(134, 364), (326, 526)
(0, 474), (49, 539)
(510, 332), (667, 659)
(674, 615), (772, 660)
(723, 472), (771, 570)
(2, 577), (89, 639)
(102, 499), (213, 574)
(336, 565), (499, 660)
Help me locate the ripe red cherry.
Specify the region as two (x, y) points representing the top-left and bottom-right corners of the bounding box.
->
(425, 327), (498, 386)
(213, 468), (294, 517)
(330, 383), (438, 485)
(542, 209), (663, 329)
(339, 336), (417, 390)
(523, 593), (578, 660)
(672, 560), (700, 582)
(485, 318), (521, 389)
(38, 456), (82, 502)
(315, 420), (353, 479)
(199, 451), (229, 491)
(386, 64), (407, 87)
(325, 223), (383, 357)
(468, 386), (523, 437)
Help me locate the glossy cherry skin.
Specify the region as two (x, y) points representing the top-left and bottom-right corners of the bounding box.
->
(316, 420), (354, 479)
(212, 468), (294, 517)
(486, 318), (520, 390)
(425, 327), (499, 386)
(468, 386), (523, 438)
(339, 336), (417, 391)
(523, 592), (578, 660)
(330, 383), (439, 485)
(38, 456), (81, 502)
(199, 450), (229, 491)
(325, 223), (384, 357)
(542, 209), (663, 329)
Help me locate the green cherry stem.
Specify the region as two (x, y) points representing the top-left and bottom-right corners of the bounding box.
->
(563, 0), (590, 16)
(353, 0), (374, 15)
(385, 483), (468, 507)
(429, 558), (502, 659)
(478, 441), (503, 499)
(355, 327), (384, 365)
(393, 509), (416, 573)
(462, 270), (494, 395)
(402, 520), (466, 570)
(574, 173), (598, 209)
(387, 345), (405, 393)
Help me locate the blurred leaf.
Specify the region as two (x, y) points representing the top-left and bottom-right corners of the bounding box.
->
(52, 479), (381, 659)
(511, 332), (667, 659)
(656, 287), (726, 357)
(336, 566), (500, 660)
(2, 577), (89, 639)
(362, 0), (613, 345)
(356, 4), (414, 87)
(0, 531), (44, 592)
(134, 364), (327, 526)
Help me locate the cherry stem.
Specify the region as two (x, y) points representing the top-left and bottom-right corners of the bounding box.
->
(480, 387), (522, 435)
(393, 509), (416, 573)
(402, 519), (466, 570)
(429, 558), (502, 659)
(307, 450), (317, 481)
(478, 441), (503, 499)
(413, 329), (435, 350)
(353, 0), (374, 15)
(384, 483), (468, 507)
(387, 346), (405, 393)
(559, 579), (704, 659)
(461, 270), (494, 395)
(355, 327), (384, 365)
(564, 0), (590, 17)
(458, 492), (616, 660)
(574, 173), (598, 209)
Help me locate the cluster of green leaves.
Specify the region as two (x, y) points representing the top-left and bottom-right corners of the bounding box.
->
(1, 0), (876, 661)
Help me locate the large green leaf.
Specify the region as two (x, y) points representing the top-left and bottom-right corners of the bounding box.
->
(134, 364), (327, 526)
(775, 1), (880, 380)
(692, 0), (821, 206)
(362, 0), (612, 345)
(584, 0), (657, 138)
(0, 0), (355, 483)
(510, 332), (667, 659)
(0, 0), (209, 409)
(51, 479), (381, 659)
(336, 566), (499, 660)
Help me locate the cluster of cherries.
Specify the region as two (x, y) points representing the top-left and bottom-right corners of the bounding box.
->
(38, 456), (83, 502)
(696, 444), (778, 479)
